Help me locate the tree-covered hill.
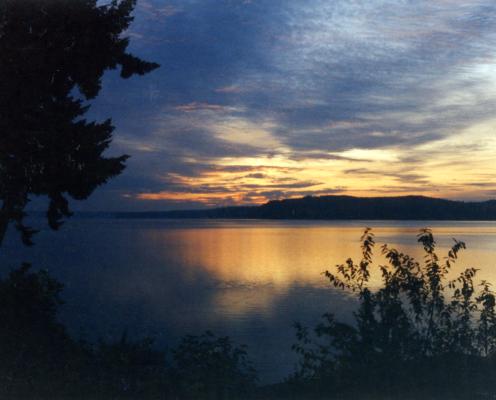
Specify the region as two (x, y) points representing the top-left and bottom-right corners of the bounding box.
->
(111, 195), (496, 220)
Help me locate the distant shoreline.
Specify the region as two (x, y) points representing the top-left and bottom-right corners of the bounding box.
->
(64, 195), (496, 221)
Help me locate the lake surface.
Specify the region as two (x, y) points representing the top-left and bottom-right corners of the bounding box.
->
(2, 218), (496, 383)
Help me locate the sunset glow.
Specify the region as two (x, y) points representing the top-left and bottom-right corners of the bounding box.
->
(84, 0), (496, 211)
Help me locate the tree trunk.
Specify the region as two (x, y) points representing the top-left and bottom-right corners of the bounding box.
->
(0, 201), (11, 247)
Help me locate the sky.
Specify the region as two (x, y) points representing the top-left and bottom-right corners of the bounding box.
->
(83, 0), (496, 211)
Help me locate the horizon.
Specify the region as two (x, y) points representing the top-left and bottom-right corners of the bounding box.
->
(76, 0), (496, 212)
(55, 194), (496, 214)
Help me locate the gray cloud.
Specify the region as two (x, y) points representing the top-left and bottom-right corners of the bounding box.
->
(245, 173), (266, 179)
(344, 168), (429, 185)
(81, 0), (496, 209)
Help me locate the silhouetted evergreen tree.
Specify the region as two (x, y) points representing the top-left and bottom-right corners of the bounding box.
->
(0, 0), (159, 245)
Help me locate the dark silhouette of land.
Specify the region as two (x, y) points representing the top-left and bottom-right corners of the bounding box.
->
(110, 195), (496, 220)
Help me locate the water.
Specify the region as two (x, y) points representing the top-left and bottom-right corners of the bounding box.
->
(2, 218), (496, 383)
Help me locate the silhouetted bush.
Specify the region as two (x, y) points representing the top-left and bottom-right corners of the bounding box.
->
(0, 265), (257, 399)
(0, 263), (77, 398)
(171, 331), (257, 400)
(85, 334), (168, 399)
(291, 228), (496, 399)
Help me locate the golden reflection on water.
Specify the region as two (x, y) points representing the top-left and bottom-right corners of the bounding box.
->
(146, 223), (496, 292)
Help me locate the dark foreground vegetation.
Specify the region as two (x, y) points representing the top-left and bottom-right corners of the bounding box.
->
(3, 229), (496, 399)
(0, 264), (256, 399)
(289, 228), (496, 399)
(112, 195), (496, 221)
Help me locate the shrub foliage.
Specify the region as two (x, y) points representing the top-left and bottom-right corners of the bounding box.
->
(292, 228), (496, 398)
(0, 265), (256, 399)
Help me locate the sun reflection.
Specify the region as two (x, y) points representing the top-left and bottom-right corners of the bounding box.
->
(145, 224), (496, 291)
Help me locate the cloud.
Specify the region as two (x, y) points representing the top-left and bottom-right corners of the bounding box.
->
(245, 173), (266, 179)
(215, 85), (244, 94)
(174, 102), (231, 112)
(137, 1), (183, 21)
(344, 168), (429, 185)
(80, 0), (496, 210)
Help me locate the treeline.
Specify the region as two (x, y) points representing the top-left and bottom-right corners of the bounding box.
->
(4, 230), (496, 399)
(110, 195), (496, 221)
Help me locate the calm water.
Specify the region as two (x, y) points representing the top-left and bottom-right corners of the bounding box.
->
(2, 218), (496, 382)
